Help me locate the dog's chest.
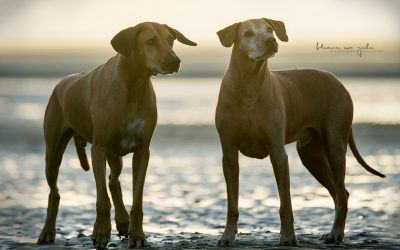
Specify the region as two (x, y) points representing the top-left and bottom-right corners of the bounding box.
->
(111, 119), (146, 156)
(237, 118), (270, 159)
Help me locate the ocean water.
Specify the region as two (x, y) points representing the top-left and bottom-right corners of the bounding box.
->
(1, 77), (399, 126)
(0, 77), (399, 248)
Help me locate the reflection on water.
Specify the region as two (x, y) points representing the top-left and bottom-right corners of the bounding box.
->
(0, 134), (398, 221)
(0, 77), (399, 245)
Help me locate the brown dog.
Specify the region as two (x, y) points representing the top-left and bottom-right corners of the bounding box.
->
(215, 18), (385, 247)
(37, 22), (196, 248)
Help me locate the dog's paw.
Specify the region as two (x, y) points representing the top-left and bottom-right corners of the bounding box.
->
(217, 232), (236, 247)
(217, 237), (235, 247)
(320, 232), (344, 243)
(279, 233), (300, 246)
(37, 229), (56, 244)
(217, 224), (237, 247)
(116, 220), (130, 239)
(115, 208), (130, 239)
(92, 233), (110, 249)
(91, 218), (111, 249)
(128, 235), (149, 248)
(117, 226), (129, 239)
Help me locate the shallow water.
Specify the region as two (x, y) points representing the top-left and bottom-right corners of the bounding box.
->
(0, 77), (400, 126)
(0, 77), (399, 249)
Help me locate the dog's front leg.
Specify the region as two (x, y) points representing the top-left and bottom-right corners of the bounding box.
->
(218, 145), (239, 247)
(128, 148), (150, 248)
(91, 145), (112, 248)
(269, 145), (300, 246)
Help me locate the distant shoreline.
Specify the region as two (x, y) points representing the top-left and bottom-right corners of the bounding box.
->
(1, 49), (399, 78)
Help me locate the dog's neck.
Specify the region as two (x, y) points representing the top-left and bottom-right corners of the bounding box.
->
(228, 45), (271, 86)
(114, 54), (153, 101)
(116, 54), (153, 83)
(226, 46), (273, 104)
(224, 46), (274, 111)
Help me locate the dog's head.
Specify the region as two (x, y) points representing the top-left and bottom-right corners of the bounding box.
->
(217, 18), (288, 61)
(111, 22), (197, 75)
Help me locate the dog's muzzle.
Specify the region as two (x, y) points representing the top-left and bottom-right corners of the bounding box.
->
(254, 37), (278, 60)
(162, 53), (181, 74)
(266, 37), (278, 53)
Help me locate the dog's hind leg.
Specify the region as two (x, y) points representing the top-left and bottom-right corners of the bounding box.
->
(107, 152), (129, 238)
(38, 95), (73, 244)
(321, 129), (350, 243)
(297, 131), (350, 242)
(296, 131), (337, 204)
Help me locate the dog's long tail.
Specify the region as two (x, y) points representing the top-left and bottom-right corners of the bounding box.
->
(73, 134), (90, 171)
(349, 129), (385, 178)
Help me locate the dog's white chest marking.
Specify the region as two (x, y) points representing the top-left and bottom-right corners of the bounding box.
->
(119, 119), (146, 151)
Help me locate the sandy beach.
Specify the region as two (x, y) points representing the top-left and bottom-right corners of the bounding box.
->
(0, 77), (399, 249)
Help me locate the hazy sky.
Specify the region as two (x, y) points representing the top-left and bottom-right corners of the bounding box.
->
(0, 0), (399, 51)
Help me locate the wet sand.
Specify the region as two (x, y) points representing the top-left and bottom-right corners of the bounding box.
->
(1, 205), (400, 249)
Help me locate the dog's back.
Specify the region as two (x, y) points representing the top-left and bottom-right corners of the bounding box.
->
(272, 68), (353, 137)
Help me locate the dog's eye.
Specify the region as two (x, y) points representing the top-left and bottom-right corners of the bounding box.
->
(146, 38), (156, 46)
(267, 27), (273, 33)
(244, 30), (254, 37)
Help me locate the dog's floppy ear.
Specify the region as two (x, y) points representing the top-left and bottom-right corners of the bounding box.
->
(163, 25), (197, 46)
(263, 18), (288, 42)
(111, 26), (141, 56)
(217, 22), (240, 47)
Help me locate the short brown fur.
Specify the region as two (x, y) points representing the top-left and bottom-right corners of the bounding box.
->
(37, 22), (196, 249)
(215, 18), (384, 247)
